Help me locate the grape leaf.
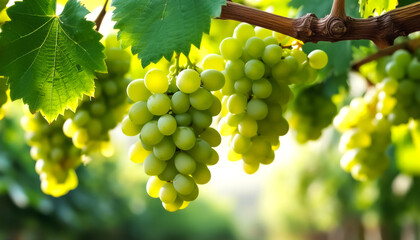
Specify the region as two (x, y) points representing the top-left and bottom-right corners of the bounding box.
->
(0, 0), (106, 122)
(0, 0), (8, 12)
(359, 0), (398, 18)
(112, 0), (226, 68)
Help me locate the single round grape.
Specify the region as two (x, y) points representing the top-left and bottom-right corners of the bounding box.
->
(171, 91), (190, 114)
(174, 152), (197, 175)
(245, 37), (265, 59)
(90, 101), (106, 116)
(190, 109), (212, 129)
(103, 80), (118, 96)
(175, 113), (192, 126)
(176, 69), (201, 94)
(153, 137), (176, 161)
(233, 23), (255, 44)
(408, 59), (420, 80)
(63, 119), (78, 138)
(157, 114), (177, 135)
(199, 127), (221, 147)
(238, 116), (258, 138)
(179, 184), (199, 201)
(129, 141), (151, 163)
(308, 50), (328, 69)
(226, 112), (245, 127)
(208, 95), (222, 116)
(385, 61), (405, 79)
(245, 59), (265, 80)
(72, 129), (89, 149)
(220, 37), (242, 60)
(127, 79), (151, 102)
(173, 174), (196, 195)
(159, 182), (178, 203)
(247, 99), (268, 120)
(192, 163), (211, 184)
(392, 49), (412, 68)
(290, 49), (308, 65)
(129, 101), (153, 125)
(147, 93), (171, 116)
(146, 176), (166, 198)
(255, 26), (272, 39)
(202, 54), (225, 71)
(143, 153), (167, 176)
(263, 36), (278, 46)
(206, 149), (219, 165)
(225, 59), (245, 81)
(121, 116), (142, 136)
(231, 133), (252, 154)
(234, 77), (252, 94)
(252, 78), (272, 98)
(227, 94), (247, 114)
(200, 69), (225, 91)
(187, 138), (212, 163)
(140, 121), (164, 146)
(172, 127), (196, 150)
(243, 162), (259, 174)
(189, 88), (214, 110)
(144, 69), (169, 93)
(262, 44), (283, 66)
(162, 196), (184, 212)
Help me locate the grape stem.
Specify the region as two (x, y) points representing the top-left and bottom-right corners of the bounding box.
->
(351, 38), (420, 71)
(95, 0), (109, 31)
(219, 1), (420, 49)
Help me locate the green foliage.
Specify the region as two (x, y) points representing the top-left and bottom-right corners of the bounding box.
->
(0, 0), (7, 12)
(112, 0), (226, 68)
(0, 0), (106, 122)
(359, 0), (398, 18)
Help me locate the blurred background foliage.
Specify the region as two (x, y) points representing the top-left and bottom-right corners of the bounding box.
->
(1, 0), (420, 240)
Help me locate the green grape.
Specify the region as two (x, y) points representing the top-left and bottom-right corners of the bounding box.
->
(129, 101), (153, 125)
(127, 79), (151, 102)
(190, 109), (212, 129)
(238, 116), (258, 138)
(176, 69), (201, 94)
(162, 196), (184, 212)
(226, 112), (245, 127)
(121, 116), (142, 136)
(146, 176), (166, 198)
(234, 77), (253, 94)
(219, 37), (242, 60)
(189, 88), (214, 110)
(245, 37), (265, 59)
(140, 121), (164, 146)
(262, 44), (283, 66)
(385, 61), (405, 79)
(192, 163), (211, 184)
(208, 95), (222, 116)
(290, 49), (308, 65)
(393, 49), (412, 68)
(308, 49), (328, 69)
(147, 93), (171, 116)
(143, 153), (167, 176)
(206, 149), (219, 165)
(243, 162), (259, 174)
(247, 99), (268, 120)
(199, 127), (221, 147)
(227, 94), (247, 114)
(171, 91), (190, 114)
(174, 152), (197, 175)
(103, 80), (118, 96)
(159, 182), (178, 203)
(233, 23), (255, 44)
(245, 59), (265, 80)
(129, 141), (151, 163)
(255, 26), (272, 39)
(201, 54), (225, 71)
(263, 36), (279, 46)
(72, 129), (89, 149)
(252, 78), (272, 99)
(173, 174), (196, 195)
(408, 59), (420, 79)
(73, 110), (90, 127)
(157, 114), (177, 136)
(231, 133), (252, 154)
(172, 127), (196, 150)
(187, 138), (212, 163)
(225, 59), (245, 81)
(175, 113), (192, 126)
(179, 184), (199, 201)
(144, 69), (169, 93)
(200, 69), (225, 91)
(153, 137), (176, 161)
(90, 101), (106, 116)
(158, 160), (178, 181)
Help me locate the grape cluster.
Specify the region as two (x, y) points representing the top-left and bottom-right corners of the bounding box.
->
(334, 48), (420, 181)
(382, 49), (420, 125)
(289, 86), (337, 143)
(21, 113), (82, 197)
(213, 23), (327, 174)
(122, 66), (224, 212)
(334, 93), (391, 181)
(0, 77), (8, 120)
(63, 37), (131, 156)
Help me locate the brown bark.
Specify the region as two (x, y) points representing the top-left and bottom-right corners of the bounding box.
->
(219, 1), (420, 49)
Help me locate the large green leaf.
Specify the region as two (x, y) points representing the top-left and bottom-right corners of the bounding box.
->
(0, 0), (106, 122)
(112, 0), (226, 68)
(359, 0), (398, 18)
(0, 0), (8, 12)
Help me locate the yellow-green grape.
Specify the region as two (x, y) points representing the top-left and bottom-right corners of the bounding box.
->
(233, 23), (255, 45)
(129, 141), (151, 163)
(121, 116), (142, 136)
(176, 69), (201, 94)
(127, 79), (151, 102)
(308, 50), (328, 69)
(201, 54), (225, 71)
(146, 176), (166, 198)
(144, 69), (169, 94)
(220, 37), (242, 60)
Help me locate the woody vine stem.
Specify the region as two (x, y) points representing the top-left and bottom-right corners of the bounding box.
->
(219, 0), (420, 49)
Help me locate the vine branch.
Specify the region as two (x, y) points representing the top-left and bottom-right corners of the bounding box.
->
(219, 1), (420, 49)
(352, 38), (420, 71)
(95, 0), (109, 31)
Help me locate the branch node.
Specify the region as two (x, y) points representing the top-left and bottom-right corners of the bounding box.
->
(326, 16), (347, 38)
(295, 13), (318, 42)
